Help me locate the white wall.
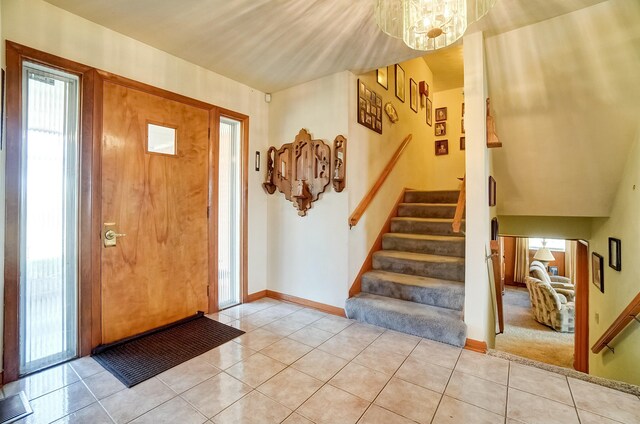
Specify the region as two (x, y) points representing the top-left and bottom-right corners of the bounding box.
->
(463, 32), (495, 345)
(266, 57), (440, 307)
(0, 0), (269, 309)
(267, 72), (351, 307)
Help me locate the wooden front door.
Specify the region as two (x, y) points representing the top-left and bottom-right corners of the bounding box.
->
(100, 81), (210, 344)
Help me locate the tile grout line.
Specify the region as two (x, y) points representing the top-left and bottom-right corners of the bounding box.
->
(428, 344), (463, 424)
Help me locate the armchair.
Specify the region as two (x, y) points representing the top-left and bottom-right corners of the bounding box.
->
(525, 276), (575, 333)
(530, 260), (575, 297)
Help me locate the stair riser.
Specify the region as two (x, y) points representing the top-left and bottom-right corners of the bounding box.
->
(345, 298), (466, 347)
(382, 235), (465, 257)
(391, 220), (464, 236)
(397, 204), (459, 219)
(373, 256), (465, 281)
(361, 277), (464, 311)
(404, 191), (460, 204)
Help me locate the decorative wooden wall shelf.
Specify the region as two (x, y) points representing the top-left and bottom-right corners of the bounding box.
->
(486, 98), (502, 148)
(332, 135), (347, 192)
(262, 129), (331, 216)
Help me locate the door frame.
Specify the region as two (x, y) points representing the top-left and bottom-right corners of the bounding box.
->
(496, 235), (589, 372)
(3, 41), (249, 383)
(4, 41), (98, 383)
(210, 108), (250, 313)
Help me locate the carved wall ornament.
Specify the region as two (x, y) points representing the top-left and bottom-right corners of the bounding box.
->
(332, 135), (347, 192)
(262, 129), (332, 216)
(486, 98), (502, 148)
(384, 102), (399, 123)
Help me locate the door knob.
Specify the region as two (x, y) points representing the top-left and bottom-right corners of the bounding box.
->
(104, 227), (126, 247)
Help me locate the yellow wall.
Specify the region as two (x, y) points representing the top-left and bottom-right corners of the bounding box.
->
(430, 87), (466, 189)
(588, 133), (640, 386)
(347, 58), (440, 288)
(498, 216), (593, 240)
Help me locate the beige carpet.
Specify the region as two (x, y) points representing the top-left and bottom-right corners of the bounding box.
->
(495, 286), (574, 369)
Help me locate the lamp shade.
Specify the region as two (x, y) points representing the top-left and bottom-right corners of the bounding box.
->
(533, 247), (555, 262)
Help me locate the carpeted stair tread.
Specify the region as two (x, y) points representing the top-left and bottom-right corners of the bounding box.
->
(374, 250), (465, 263)
(345, 292), (466, 346)
(404, 190), (460, 204)
(397, 203), (459, 219)
(390, 217), (464, 236)
(361, 270), (464, 310)
(382, 232), (465, 257)
(373, 250), (465, 281)
(384, 233), (465, 242)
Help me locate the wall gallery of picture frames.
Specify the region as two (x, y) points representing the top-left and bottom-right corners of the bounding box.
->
(370, 64), (435, 133)
(357, 79), (383, 134)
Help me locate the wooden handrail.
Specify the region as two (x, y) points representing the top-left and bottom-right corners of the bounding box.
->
(592, 291), (640, 354)
(452, 176), (466, 233)
(349, 134), (412, 227)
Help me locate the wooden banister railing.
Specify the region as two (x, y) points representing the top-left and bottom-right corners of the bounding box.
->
(349, 134), (412, 227)
(452, 176), (466, 233)
(592, 291), (640, 354)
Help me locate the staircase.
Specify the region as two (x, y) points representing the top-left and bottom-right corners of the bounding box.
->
(345, 190), (467, 347)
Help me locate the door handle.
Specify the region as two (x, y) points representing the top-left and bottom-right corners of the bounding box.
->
(104, 227), (126, 247)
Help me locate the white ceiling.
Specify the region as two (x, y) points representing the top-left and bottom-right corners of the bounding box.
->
(43, 0), (637, 218)
(45, 0), (608, 93)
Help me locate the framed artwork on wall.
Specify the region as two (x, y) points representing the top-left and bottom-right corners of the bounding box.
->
(435, 140), (448, 156)
(435, 107), (447, 121)
(488, 176), (496, 206)
(608, 237), (621, 271)
(592, 252), (604, 293)
(460, 137), (465, 150)
(426, 98), (433, 126)
(435, 122), (446, 136)
(377, 66), (388, 90)
(357, 79), (383, 134)
(409, 78), (418, 113)
(395, 64), (405, 102)
(461, 119), (465, 134)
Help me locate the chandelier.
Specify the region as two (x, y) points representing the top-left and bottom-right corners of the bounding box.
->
(375, 0), (496, 51)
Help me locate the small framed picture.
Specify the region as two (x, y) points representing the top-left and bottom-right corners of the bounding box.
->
(592, 252), (604, 293)
(608, 237), (621, 271)
(435, 122), (446, 136)
(409, 78), (418, 113)
(395, 64), (405, 103)
(435, 107), (447, 121)
(549, 266), (559, 276)
(377, 66), (388, 90)
(461, 118), (465, 134)
(460, 137), (465, 151)
(462, 102), (465, 116)
(426, 98), (433, 127)
(435, 139), (448, 156)
(488, 176), (496, 206)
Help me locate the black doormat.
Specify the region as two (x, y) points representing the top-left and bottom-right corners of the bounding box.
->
(92, 312), (244, 388)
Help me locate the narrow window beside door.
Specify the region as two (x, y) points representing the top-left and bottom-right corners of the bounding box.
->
(218, 117), (242, 309)
(19, 62), (80, 375)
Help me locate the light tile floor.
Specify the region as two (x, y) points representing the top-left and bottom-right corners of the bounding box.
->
(3, 298), (640, 424)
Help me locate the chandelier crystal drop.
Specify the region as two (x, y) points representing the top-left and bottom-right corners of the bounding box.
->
(374, 0), (497, 51)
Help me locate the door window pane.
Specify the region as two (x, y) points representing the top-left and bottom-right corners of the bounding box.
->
(218, 117), (242, 309)
(19, 62), (80, 375)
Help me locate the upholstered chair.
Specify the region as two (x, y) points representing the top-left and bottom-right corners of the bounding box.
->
(525, 276), (575, 333)
(529, 260), (575, 298)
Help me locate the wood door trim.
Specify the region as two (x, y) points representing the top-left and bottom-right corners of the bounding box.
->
(209, 108), (250, 310)
(3, 42), (251, 380)
(574, 240), (589, 373)
(3, 41), (98, 382)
